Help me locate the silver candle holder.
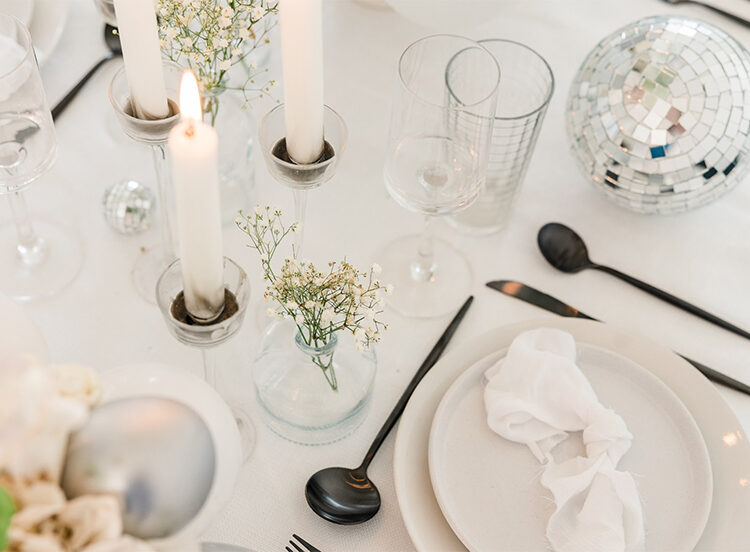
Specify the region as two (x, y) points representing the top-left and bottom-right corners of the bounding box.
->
(109, 60), (182, 303)
(258, 104), (347, 256)
(156, 257), (254, 459)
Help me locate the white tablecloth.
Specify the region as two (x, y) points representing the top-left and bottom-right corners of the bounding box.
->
(9, 0), (750, 550)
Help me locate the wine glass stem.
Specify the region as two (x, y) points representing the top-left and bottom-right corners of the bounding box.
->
(201, 348), (218, 390)
(292, 189), (307, 258)
(151, 144), (175, 261)
(411, 215), (436, 282)
(7, 190), (46, 267)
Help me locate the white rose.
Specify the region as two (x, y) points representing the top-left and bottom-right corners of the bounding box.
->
(53, 363), (101, 407)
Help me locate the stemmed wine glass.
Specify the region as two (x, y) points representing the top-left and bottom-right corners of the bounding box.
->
(0, 14), (83, 300)
(380, 35), (500, 318)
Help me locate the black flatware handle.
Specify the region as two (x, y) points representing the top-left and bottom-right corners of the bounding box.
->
(51, 53), (117, 121)
(358, 296), (474, 471)
(594, 264), (750, 341)
(488, 280), (750, 397)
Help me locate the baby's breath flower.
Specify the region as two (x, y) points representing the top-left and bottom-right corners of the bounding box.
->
(157, 0), (278, 117)
(237, 206), (390, 391)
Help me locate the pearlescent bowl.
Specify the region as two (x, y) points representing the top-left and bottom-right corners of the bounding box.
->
(568, 16), (750, 214)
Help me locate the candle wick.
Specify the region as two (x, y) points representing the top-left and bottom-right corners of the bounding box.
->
(185, 121), (196, 138)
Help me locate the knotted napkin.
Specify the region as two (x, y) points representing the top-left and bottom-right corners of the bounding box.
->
(484, 328), (645, 552)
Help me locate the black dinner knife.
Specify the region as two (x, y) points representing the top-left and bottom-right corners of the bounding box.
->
(487, 279), (750, 397)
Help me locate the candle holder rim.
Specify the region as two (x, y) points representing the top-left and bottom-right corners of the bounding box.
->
(156, 257), (250, 345)
(259, 103), (348, 171)
(108, 60), (183, 126)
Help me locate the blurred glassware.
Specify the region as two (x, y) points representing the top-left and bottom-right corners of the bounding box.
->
(0, 13), (83, 300)
(568, 16), (750, 214)
(109, 60), (182, 303)
(156, 257), (255, 460)
(380, 34), (499, 318)
(450, 39), (554, 235)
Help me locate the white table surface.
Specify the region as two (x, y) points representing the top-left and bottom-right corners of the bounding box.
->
(8, 0), (750, 550)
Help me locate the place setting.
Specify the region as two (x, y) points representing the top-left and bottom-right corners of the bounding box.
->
(1, 0), (750, 550)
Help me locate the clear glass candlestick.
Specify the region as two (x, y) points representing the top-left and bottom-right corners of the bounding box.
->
(258, 104), (347, 257)
(0, 14), (83, 300)
(109, 60), (182, 303)
(156, 257), (254, 460)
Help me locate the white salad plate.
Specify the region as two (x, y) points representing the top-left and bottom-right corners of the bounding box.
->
(428, 344), (712, 552)
(394, 318), (750, 551)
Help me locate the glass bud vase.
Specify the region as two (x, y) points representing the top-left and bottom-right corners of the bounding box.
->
(203, 89), (256, 226)
(253, 319), (376, 445)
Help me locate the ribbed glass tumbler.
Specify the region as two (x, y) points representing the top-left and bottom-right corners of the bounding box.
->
(450, 39), (554, 235)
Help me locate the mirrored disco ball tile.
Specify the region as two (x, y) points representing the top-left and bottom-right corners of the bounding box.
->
(567, 16), (750, 214)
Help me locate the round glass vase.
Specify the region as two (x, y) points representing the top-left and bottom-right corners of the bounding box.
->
(253, 320), (376, 445)
(203, 89), (256, 226)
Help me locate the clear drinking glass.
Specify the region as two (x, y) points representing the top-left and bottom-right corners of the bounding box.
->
(450, 40), (554, 235)
(0, 14), (83, 300)
(381, 35), (500, 318)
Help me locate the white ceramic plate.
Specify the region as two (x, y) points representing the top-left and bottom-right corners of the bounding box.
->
(0, 0), (34, 26)
(100, 363), (242, 549)
(428, 344), (712, 552)
(393, 319), (750, 551)
(28, 0), (68, 65)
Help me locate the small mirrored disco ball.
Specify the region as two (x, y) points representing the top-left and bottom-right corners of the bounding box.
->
(568, 16), (750, 214)
(102, 180), (155, 234)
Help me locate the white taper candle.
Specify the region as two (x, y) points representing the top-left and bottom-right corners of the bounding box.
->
(113, 0), (170, 120)
(168, 72), (224, 322)
(279, 0), (324, 164)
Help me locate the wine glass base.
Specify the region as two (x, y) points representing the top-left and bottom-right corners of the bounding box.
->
(0, 219), (83, 301)
(378, 234), (472, 319)
(132, 245), (175, 303)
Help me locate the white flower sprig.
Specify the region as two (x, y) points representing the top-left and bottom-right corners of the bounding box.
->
(157, 0), (278, 123)
(236, 207), (391, 390)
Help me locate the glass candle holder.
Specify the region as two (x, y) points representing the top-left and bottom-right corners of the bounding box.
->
(156, 257), (254, 460)
(258, 104), (347, 256)
(109, 60), (182, 303)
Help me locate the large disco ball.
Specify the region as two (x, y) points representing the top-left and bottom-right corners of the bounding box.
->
(568, 16), (750, 214)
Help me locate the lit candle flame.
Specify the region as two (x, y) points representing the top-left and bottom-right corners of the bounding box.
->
(179, 70), (202, 125)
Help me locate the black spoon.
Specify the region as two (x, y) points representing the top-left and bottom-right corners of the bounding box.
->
(538, 222), (750, 340)
(51, 24), (122, 121)
(305, 296), (474, 525)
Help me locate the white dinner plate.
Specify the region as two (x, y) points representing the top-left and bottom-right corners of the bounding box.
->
(428, 344), (712, 552)
(100, 363), (242, 549)
(0, 0), (34, 26)
(28, 0), (68, 65)
(394, 318), (750, 551)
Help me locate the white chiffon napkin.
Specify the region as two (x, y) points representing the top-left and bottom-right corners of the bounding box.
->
(484, 328), (645, 552)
